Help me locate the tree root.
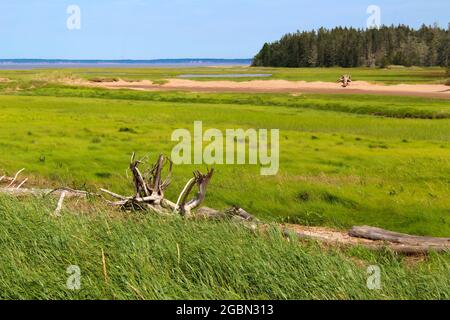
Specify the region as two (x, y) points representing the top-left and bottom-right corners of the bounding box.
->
(100, 153), (215, 217)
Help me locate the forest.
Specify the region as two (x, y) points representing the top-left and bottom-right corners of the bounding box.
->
(252, 25), (450, 68)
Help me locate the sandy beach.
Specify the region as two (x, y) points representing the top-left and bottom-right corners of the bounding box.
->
(78, 78), (450, 99)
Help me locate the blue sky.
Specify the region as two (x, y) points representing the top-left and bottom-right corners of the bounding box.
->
(0, 0), (448, 59)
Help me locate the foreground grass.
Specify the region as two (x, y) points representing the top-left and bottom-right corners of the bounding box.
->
(0, 196), (448, 300)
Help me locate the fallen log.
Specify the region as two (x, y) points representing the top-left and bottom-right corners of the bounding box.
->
(0, 187), (52, 197)
(0, 184), (92, 217)
(288, 229), (448, 254)
(349, 226), (450, 250)
(0, 187), (90, 198)
(0, 187), (85, 198)
(281, 223), (450, 254)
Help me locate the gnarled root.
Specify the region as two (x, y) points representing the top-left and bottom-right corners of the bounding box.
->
(100, 153), (214, 216)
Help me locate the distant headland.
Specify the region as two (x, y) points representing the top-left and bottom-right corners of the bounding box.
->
(0, 59), (252, 70)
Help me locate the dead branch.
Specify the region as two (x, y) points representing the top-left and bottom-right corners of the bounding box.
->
(99, 188), (128, 200)
(0, 187), (87, 198)
(130, 152), (150, 198)
(45, 187), (92, 198)
(0, 187), (52, 197)
(54, 191), (66, 216)
(16, 178), (28, 189)
(5, 168), (25, 188)
(179, 169), (214, 216)
(0, 183), (91, 216)
(175, 177), (196, 211)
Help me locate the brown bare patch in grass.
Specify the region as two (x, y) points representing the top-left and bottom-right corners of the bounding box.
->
(402, 255), (428, 268)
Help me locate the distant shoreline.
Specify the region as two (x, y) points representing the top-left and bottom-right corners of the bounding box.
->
(0, 58), (252, 70)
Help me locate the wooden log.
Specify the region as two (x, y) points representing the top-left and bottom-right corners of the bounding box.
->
(349, 226), (450, 247)
(0, 187), (88, 198)
(286, 228), (449, 254)
(0, 187), (51, 197)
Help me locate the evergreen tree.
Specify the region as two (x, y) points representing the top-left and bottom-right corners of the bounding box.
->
(252, 25), (449, 68)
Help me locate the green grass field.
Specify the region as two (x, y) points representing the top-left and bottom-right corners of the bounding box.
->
(0, 68), (449, 299)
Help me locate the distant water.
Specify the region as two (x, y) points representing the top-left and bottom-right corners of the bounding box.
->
(0, 59), (252, 70)
(178, 73), (272, 78)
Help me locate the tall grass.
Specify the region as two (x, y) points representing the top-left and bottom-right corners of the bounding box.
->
(0, 196), (448, 300)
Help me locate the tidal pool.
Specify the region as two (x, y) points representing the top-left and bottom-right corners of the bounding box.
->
(178, 73), (272, 78)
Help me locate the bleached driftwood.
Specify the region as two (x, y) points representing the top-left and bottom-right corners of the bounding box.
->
(349, 226), (450, 253)
(0, 168), (26, 188)
(53, 191), (67, 216)
(100, 153), (215, 216)
(1, 168), (92, 215)
(0, 186), (90, 198)
(99, 153), (255, 222)
(282, 224), (450, 254)
(6, 168), (25, 188)
(338, 74), (352, 87)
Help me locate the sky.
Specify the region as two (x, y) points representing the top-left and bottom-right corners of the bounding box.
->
(0, 0), (448, 59)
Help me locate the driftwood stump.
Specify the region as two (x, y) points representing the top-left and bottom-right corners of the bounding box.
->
(100, 153), (257, 222)
(100, 153), (213, 216)
(100, 153), (219, 217)
(338, 74), (352, 87)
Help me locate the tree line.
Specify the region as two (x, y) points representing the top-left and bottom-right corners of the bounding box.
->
(252, 24), (450, 68)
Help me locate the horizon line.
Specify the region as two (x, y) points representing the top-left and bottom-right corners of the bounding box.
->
(0, 58), (253, 63)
